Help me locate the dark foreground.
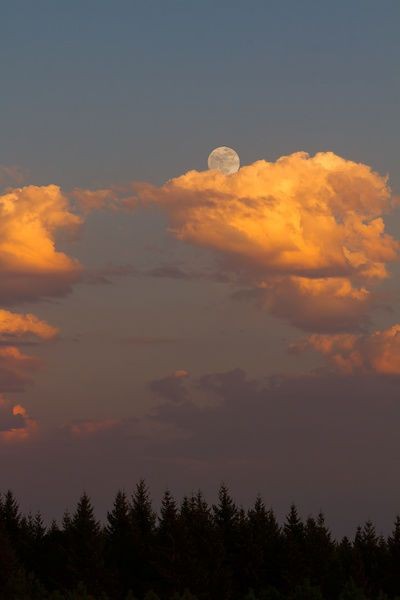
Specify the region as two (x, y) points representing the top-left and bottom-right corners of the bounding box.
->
(0, 481), (399, 599)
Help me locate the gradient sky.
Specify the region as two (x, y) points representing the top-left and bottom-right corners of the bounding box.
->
(1, 0), (400, 537)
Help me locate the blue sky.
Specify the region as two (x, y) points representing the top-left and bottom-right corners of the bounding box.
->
(2, 1), (399, 187)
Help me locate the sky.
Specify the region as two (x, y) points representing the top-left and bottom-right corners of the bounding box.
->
(0, 0), (400, 537)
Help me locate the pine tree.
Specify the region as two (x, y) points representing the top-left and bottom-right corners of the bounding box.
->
(283, 505), (306, 591)
(130, 479), (156, 536)
(213, 484), (239, 533)
(107, 490), (131, 537)
(212, 484), (241, 598)
(19, 510), (47, 586)
(159, 489), (178, 539)
(156, 489), (180, 596)
(33, 512), (46, 541)
(63, 509), (72, 531)
(64, 492), (103, 595)
(0, 490), (21, 539)
(42, 519), (68, 592)
(246, 495), (282, 591)
(304, 513), (335, 594)
(386, 515), (400, 596)
(353, 520), (384, 596)
(284, 504), (304, 542)
(178, 491), (218, 598)
(129, 480), (157, 596)
(0, 526), (21, 596)
(105, 490), (134, 597)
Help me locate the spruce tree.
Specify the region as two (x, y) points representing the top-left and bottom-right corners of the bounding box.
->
(19, 511), (47, 586)
(129, 480), (156, 596)
(130, 479), (156, 536)
(213, 484), (239, 533)
(179, 491), (218, 598)
(386, 516), (400, 596)
(106, 490), (133, 597)
(64, 492), (103, 595)
(42, 519), (68, 592)
(246, 495), (282, 591)
(0, 490), (21, 539)
(0, 526), (21, 596)
(353, 520), (383, 596)
(157, 489), (180, 596)
(213, 484), (241, 598)
(283, 505), (306, 591)
(304, 513), (335, 594)
(159, 489), (178, 539)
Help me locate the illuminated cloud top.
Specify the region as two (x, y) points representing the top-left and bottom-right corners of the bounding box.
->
(131, 151), (398, 331)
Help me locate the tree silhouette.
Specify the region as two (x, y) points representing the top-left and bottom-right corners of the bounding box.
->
(156, 489), (180, 596)
(283, 504), (306, 591)
(1, 484), (400, 598)
(106, 490), (134, 596)
(245, 495), (282, 592)
(129, 479), (157, 596)
(64, 492), (103, 595)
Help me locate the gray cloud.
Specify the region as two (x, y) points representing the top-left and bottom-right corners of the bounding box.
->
(0, 404), (25, 432)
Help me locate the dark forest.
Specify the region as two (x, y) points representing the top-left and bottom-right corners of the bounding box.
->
(1, 481), (400, 599)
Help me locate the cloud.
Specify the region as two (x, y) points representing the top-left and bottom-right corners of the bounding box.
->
(0, 310), (56, 395)
(293, 324), (400, 375)
(150, 369), (190, 403)
(0, 396), (25, 431)
(130, 152), (398, 332)
(71, 187), (122, 213)
(68, 418), (120, 437)
(261, 276), (373, 332)
(0, 309), (58, 341)
(0, 346), (41, 392)
(0, 184), (81, 438)
(0, 397), (37, 443)
(146, 367), (400, 475)
(0, 184), (82, 305)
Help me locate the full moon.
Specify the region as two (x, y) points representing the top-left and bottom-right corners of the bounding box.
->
(208, 146), (240, 174)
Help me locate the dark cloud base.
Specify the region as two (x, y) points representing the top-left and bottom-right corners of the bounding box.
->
(2, 367), (400, 538)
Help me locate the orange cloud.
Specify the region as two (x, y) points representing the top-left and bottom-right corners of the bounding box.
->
(0, 184), (82, 304)
(130, 152), (398, 331)
(0, 346), (41, 392)
(0, 185), (82, 430)
(0, 397), (37, 443)
(0, 311), (55, 434)
(293, 324), (400, 375)
(173, 369), (189, 379)
(0, 309), (58, 341)
(71, 187), (124, 213)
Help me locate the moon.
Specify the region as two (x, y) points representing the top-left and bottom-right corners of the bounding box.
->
(208, 146), (240, 174)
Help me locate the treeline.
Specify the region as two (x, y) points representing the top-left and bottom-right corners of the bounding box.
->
(1, 482), (400, 599)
